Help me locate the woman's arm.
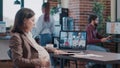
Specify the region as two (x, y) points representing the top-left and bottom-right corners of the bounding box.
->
(45, 46), (66, 54)
(44, 46), (57, 53)
(9, 34), (42, 67)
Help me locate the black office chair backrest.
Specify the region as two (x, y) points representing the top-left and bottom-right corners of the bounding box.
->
(7, 49), (12, 59)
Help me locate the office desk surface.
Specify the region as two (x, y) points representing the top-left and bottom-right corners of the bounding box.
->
(52, 50), (120, 64)
(0, 40), (10, 60)
(105, 38), (120, 53)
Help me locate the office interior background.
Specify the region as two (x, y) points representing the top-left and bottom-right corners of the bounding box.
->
(0, 0), (120, 68)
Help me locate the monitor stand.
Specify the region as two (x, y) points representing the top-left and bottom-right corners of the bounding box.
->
(79, 50), (86, 55)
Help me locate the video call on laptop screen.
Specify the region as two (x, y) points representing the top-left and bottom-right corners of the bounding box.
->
(59, 31), (87, 50)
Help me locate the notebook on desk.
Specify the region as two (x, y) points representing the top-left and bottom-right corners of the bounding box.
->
(59, 31), (87, 52)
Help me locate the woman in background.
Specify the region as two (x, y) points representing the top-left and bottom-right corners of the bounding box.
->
(9, 8), (64, 68)
(32, 2), (54, 46)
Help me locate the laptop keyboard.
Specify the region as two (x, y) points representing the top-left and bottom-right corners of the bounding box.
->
(110, 38), (120, 42)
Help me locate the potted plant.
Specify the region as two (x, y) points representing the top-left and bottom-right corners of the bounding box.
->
(92, 1), (105, 35)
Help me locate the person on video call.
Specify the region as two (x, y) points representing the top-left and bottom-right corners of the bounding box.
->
(9, 8), (65, 68)
(32, 2), (54, 46)
(86, 14), (112, 68)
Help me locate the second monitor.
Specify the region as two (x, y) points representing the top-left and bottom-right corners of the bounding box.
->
(106, 22), (120, 34)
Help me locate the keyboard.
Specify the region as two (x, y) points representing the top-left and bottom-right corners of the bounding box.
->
(110, 38), (120, 42)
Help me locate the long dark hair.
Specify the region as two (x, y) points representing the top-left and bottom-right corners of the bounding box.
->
(11, 8), (35, 34)
(42, 2), (50, 22)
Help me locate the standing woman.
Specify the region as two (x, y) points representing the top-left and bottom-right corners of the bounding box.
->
(9, 8), (64, 68)
(32, 2), (54, 46)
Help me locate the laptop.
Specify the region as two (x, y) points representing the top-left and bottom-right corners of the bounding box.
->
(59, 31), (87, 53)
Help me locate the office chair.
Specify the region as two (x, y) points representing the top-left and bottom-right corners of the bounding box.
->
(7, 49), (12, 59)
(7, 49), (17, 68)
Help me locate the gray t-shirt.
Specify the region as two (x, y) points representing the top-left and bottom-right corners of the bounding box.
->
(32, 14), (55, 38)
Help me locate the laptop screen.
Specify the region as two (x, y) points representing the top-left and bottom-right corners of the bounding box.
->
(59, 31), (87, 50)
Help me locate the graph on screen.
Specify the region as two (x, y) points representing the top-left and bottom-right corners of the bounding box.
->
(106, 22), (120, 34)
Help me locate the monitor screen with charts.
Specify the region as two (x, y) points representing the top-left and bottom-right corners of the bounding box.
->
(59, 31), (87, 50)
(0, 21), (6, 33)
(106, 22), (120, 34)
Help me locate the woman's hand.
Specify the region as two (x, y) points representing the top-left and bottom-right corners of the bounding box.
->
(40, 59), (50, 68)
(54, 50), (66, 55)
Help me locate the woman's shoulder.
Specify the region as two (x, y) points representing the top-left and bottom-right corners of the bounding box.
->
(11, 33), (19, 36)
(9, 33), (22, 44)
(11, 33), (22, 39)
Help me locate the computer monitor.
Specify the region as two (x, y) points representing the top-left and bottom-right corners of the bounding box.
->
(59, 31), (87, 50)
(0, 21), (6, 33)
(53, 25), (61, 37)
(106, 22), (120, 34)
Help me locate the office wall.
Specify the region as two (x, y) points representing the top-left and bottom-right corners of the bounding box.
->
(0, 0), (3, 21)
(117, 0), (120, 20)
(68, 0), (111, 30)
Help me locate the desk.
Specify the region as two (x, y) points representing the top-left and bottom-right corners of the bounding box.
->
(105, 38), (120, 53)
(0, 39), (10, 60)
(51, 50), (120, 68)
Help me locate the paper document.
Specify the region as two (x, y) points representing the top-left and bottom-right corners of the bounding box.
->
(73, 54), (103, 57)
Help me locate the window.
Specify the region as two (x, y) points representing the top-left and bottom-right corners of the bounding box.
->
(3, 0), (20, 27)
(24, 0), (43, 22)
(3, 0), (43, 27)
